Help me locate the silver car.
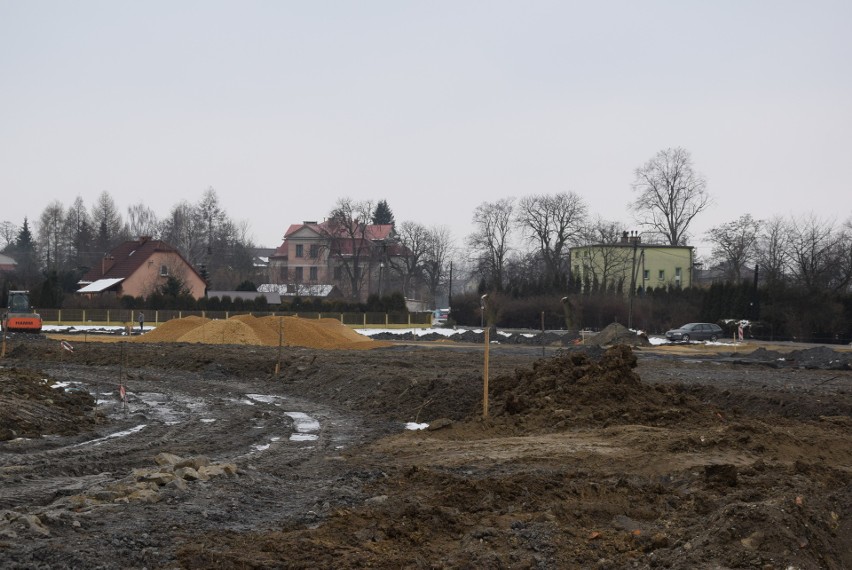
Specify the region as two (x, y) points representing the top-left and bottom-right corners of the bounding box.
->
(665, 322), (724, 343)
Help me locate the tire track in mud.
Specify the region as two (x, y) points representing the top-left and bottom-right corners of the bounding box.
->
(0, 363), (367, 517)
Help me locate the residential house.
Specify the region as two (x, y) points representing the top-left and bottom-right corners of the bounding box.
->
(570, 232), (694, 293)
(268, 220), (405, 301)
(0, 253), (16, 274)
(77, 237), (207, 300)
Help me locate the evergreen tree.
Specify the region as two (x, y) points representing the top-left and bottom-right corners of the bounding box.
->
(12, 218), (40, 285)
(16, 217), (35, 250)
(371, 199), (395, 226)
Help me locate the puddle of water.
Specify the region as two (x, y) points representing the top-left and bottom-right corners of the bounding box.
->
(285, 412), (320, 441)
(74, 424), (147, 447)
(246, 394), (284, 404)
(290, 433), (319, 442)
(406, 422), (429, 431)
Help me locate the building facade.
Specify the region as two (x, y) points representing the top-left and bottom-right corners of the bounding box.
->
(268, 220), (404, 301)
(570, 232), (694, 293)
(77, 237), (207, 300)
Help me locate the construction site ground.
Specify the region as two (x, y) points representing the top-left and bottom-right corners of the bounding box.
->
(0, 320), (850, 569)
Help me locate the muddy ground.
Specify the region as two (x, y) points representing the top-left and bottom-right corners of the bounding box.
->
(0, 333), (850, 569)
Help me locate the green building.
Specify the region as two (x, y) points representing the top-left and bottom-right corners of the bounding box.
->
(569, 232), (694, 293)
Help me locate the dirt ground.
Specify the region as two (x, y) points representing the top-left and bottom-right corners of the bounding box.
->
(0, 328), (850, 569)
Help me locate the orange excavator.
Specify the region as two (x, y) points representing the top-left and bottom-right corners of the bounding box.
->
(2, 290), (43, 333)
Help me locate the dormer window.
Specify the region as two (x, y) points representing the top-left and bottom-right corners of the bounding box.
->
(160, 265), (169, 277)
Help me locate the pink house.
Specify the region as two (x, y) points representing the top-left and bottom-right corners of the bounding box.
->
(268, 220), (404, 300)
(77, 237), (207, 300)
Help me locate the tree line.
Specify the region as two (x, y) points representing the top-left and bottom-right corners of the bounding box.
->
(1, 187), (258, 296)
(2, 147), (850, 342)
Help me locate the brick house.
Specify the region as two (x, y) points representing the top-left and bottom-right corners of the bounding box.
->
(268, 220), (405, 301)
(77, 237), (207, 300)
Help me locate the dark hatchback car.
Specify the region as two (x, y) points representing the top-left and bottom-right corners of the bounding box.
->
(665, 322), (724, 343)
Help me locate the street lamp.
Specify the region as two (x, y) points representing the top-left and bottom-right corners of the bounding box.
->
(379, 262), (385, 297)
(480, 294), (488, 328)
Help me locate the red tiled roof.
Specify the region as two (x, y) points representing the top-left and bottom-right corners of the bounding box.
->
(80, 237), (202, 283)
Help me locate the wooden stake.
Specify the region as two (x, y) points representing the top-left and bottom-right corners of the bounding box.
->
(483, 327), (490, 419)
(275, 316), (283, 375)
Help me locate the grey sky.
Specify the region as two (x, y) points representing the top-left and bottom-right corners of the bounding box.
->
(2, 1), (850, 259)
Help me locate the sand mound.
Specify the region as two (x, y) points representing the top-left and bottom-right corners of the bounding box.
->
(134, 315), (383, 350)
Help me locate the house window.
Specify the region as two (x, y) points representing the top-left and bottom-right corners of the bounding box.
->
(160, 265), (169, 277)
(295, 267), (303, 281)
(675, 267), (682, 283)
(309, 244), (319, 258)
(295, 244), (304, 258)
(309, 266), (318, 281)
(658, 269), (665, 280)
(643, 269), (649, 281)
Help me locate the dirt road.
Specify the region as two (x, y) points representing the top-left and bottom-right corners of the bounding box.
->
(1, 335), (850, 569)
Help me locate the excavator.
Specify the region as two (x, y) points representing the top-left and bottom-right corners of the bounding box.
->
(2, 290), (43, 333)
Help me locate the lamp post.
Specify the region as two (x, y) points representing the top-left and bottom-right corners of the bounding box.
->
(480, 294), (488, 328)
(379, 262), (385, 297)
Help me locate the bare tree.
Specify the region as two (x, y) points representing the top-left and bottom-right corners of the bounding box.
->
(0, 220), (18, 250)
(787, 213), (841, 290)
(127, 203), (161, 239)
(706, 214), (762, 281)
(467, 198), (515, 291)
(90, 191), (125, 253)
(576, 218), (633, 291)
(322, 197), (376, 299)
(516, 192), (588, 289)
(422, 225), (453, 308)
(755, 215), (790, 287)
(631, 147), (711, 246)
(836, 219), (852, 293)
(64, 196), (95, 271)
(389, 221), (429, 298)
(161, 201), (207, 266)
(37, 201), (66, 270)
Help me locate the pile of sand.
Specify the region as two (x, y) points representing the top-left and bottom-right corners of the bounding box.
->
(135, 314), (383, 350)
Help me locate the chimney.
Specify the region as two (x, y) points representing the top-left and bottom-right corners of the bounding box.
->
(621, 231), (629, 244)
(101, 254), (116, 275)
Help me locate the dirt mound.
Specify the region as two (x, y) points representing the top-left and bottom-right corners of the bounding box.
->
(584, 322), (651, 347)
(0, 367), (103, 440)
(489, 345), (711, 430)
(133, 315), (384, 350)
(729, 346), (852, 370)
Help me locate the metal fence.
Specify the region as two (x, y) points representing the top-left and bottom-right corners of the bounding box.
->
(36, 308), (433, 328)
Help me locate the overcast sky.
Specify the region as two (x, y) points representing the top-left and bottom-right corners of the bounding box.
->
(2, 1), (850, 259)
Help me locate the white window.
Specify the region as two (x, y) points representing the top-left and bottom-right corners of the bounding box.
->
(160, 265), (169, 277)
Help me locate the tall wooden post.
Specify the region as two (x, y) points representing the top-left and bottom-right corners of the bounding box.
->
(483, 327), (490, 419)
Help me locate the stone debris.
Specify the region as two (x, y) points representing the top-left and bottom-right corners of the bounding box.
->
(0, 454), (240, 538)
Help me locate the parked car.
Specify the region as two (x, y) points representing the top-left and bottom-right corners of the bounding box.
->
(432, 308), (450, 327)
(665, 322), (723, 343)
